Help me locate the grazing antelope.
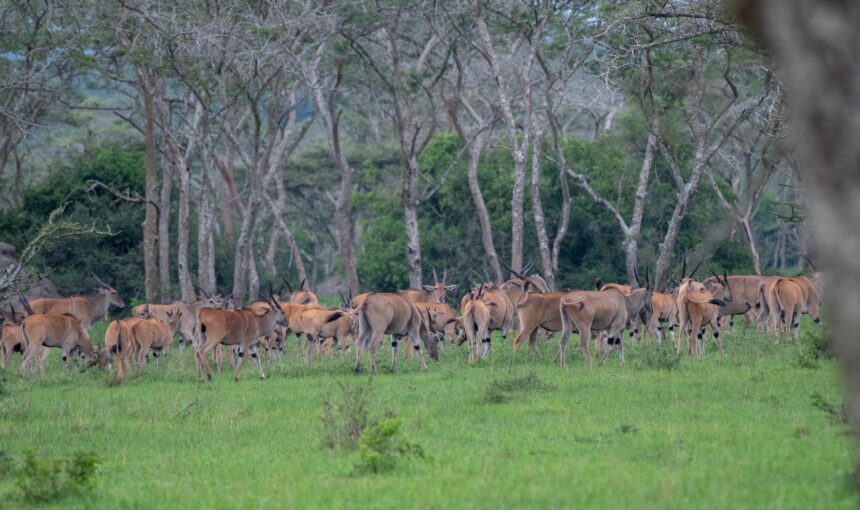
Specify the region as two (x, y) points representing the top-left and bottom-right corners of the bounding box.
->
(20, 313), (99, 375)
(348, 292), (438, 374)
(414, 301), (459, 345)
(559, 286), (652, 368)
(787, 274), (822, 325)
(27, 274), (125, 329)
(1, 305), (26, 370)
(195, 292), (285, 381)
(104, 317), (142, 381)
(676, 278), (728, 359)
(399, 267), (458, 304)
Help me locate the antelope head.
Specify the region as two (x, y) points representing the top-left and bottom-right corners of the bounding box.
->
(93, 274), (126, 307)
(423, 267), (457, 304)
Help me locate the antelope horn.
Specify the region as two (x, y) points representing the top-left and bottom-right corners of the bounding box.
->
(442, 267), (448, 283)
(282, 278), (294, 292)
(338, 290), (348, 308)
(688, 258), (703, 279)
(193, 282), (211, 298)
(499, 259), (527, 280)
(300, 278), (307, 291)
(723, 269), (730, 286)
(594, 277), (603, 290)
(633, 266), (641, 287)
(18, 293), (34, 315)
(92, 273), (111, 289)
(433, 267), (439, 284)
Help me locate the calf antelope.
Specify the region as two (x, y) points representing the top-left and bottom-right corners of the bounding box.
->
(559, 286), (652, 368)
(196, 292), (285, 381)
(676, 279), (728, 359)
(20, 313), (99, 375)
(133, 310), (181, 367)
(27, 274), (125, 329)
(349, 292), (437, 374)
(414, 301), (459, 345)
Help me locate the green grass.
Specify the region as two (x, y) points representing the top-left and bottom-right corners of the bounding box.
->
(0, 319), (855, 509)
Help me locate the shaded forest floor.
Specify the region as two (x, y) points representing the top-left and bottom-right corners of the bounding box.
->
(0, 319), (855, 509)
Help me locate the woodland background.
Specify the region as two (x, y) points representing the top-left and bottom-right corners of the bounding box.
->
(0, 0), (806, 303)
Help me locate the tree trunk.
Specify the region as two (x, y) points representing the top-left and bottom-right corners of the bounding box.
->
(403, 154), (423, 288)
(158, 166), (172, 302)
(654, 151), (707, 289)
(625, 128), (657, 285)
(197, 161), (216, 296)
(738, 0), (860, 480)
(466, 131), (503, 283)
(176, 162), (194, 303)
(265, 228), (279, 277)
(740, 215), (762, 275)
(140, 78), (159, 303)
(265, 181), (308, 284)
(529, 127), (554, 289)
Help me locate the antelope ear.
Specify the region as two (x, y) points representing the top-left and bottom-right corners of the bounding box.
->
(422, 285), (435, 291)
(446, 284), (458, 291)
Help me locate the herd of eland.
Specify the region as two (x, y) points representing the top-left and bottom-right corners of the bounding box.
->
(0, 262), (824, 381)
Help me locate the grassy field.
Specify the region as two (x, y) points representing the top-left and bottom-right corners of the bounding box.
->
(0, 319), (855, 509)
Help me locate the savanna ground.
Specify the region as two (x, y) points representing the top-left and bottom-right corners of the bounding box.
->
(0, 317), (855, 509)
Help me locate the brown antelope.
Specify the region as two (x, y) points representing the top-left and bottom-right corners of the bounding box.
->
(283, 278), (319, 305)
(132, 294), (226, 353)
(104, 317), (142, 381)
(27, 274), (125, 329)
(646, 291), (678, 342)
(703, 274), (761, 332)
(399, 268), (458, 304)
(195, 292), (285, 381)
(460, 285), (491, 363)
(676, 278), (729, 359)
(133, 310), (181, 367)
(20, 313), (99, 375)
(0, 305), (26, 370)
(346, 292), (438, 374)
(759, 277), (805, 338)
(414, 301), (459, 344)
(787, 274), (822, 325)
(559, 286), (652, 368)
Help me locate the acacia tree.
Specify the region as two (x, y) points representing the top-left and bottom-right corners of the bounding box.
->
(342, 2), (450, 288)
(708, 92), (785, 275)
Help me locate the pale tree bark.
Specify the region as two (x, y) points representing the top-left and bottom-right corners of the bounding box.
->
(197, 134), (217, 295)
(652, 47), (767, 289)
(158, 163), (172, 302)
(736, 0), (860, 477)
(264, 178), (308, 284)
(308, 46), (359, 294)
(529, 125), (555, 289)
(472, 1), (545, 272)
(139, 72), (159, 303)
(444, 48), (503, 283)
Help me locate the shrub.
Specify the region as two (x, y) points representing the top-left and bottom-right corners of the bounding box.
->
(0, 450), (100, 504)
(356, 413), (425, 474)
(481, 371), (555, 404)
(635, 341), (681, 371)
(321, 379), (372, 450)
(794, 327), (833, 369)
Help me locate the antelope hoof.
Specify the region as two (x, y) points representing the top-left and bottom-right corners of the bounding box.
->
(207, 373), (213, 381)
(260, 374), (267, 380)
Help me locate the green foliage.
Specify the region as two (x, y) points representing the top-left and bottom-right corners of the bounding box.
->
(321, 379), (372, 450)
(0, 146), (146, 298)
(635, 340), (682, 371)
(794, 327), (833, 369)
(0, 450), (100, 504)
(356, 412), (425, 475)
(481, 370), (555, 404)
